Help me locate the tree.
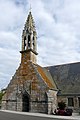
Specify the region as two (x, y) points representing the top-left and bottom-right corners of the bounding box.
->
(0, 91), (4, 105)
(58, 101), (66, 110)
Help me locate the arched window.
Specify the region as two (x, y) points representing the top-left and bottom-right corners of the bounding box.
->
(33, 36), (34, 46)
(44, 92), (48, 113)
(28, 35), (30, 48)
(33, 36), (34, 40)
(24, 36), (26, 50)
(33, 36), (34, 48)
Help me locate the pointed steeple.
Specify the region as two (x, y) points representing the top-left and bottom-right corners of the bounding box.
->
(24, 11), (36, 32)
(20, 11), (38, 64)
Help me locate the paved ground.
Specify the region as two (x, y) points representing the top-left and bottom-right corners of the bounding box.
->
(0, 110), (80, 120)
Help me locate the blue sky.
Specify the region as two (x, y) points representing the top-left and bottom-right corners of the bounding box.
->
(0, 0), (80, 90)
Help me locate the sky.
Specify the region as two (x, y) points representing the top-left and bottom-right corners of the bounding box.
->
(0, 0), (80, 90)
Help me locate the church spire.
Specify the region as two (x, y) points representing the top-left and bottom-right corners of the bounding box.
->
(24, 11), (36, 33)
(20, 11), (38, 64)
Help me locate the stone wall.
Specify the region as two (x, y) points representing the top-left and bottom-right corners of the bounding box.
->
(1, 61), (57, 114)
(57, 95), (80, 112)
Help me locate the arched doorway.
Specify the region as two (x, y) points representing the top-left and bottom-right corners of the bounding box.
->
(22, 93), (30, 112)
(45, 92), (48, 114)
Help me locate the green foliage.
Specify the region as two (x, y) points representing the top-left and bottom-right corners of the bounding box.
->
(58, 101), (66, 110)
(0, 91), (4, 102)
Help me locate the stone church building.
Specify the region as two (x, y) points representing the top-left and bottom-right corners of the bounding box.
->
(1, 11), (80, 114)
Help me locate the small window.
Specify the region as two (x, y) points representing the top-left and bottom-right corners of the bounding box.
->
(68, 98), (74, 107)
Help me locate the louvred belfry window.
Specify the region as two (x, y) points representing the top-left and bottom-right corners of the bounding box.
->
(28, 35), (30, 48)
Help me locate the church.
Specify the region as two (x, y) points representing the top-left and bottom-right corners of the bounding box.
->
(1, 11), (80, 114)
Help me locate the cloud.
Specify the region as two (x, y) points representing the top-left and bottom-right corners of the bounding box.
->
(0, 0), (80, 89)
(0, 0), (24, 89)
(37, 0), (80, 66)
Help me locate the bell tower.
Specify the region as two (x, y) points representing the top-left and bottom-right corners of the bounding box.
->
(20, 11), (38, 64)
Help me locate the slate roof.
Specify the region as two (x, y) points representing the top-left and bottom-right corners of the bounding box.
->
(45, 62), (80, 95)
